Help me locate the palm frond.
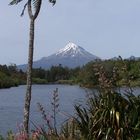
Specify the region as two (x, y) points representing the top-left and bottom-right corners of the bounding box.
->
(9, 0), (23, 5)
(49, 0), (56, 6)
(21, 2), (28, 16)
(32, 0), (40, 11)
(31, 0), (42, 20)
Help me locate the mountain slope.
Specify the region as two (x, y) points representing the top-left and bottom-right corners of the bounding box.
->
(19, 42), (100, 70)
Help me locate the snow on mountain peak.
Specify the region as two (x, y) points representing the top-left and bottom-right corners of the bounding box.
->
(56, 42), (84, 56)
(64, 42), (79, 50)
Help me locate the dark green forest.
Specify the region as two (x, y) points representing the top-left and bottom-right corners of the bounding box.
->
(1, 59), (140, 89)
(31, 59), (140, 87)
(0, 64), (26, 88)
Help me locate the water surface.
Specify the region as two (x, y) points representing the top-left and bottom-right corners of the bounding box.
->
(0, 85), (140, 135)
(0, 84), (87, 135)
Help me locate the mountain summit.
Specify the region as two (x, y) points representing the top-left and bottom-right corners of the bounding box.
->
(56, 42), (81, 56)
(55, 42), (97, 58)
(19, 42), (100, 69)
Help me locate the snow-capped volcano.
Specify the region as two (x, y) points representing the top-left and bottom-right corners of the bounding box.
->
(56, 42), (84, 56)
(55, 42), (96, 58)
(56, 42), (80, 55)
(18, 42), (100, 69)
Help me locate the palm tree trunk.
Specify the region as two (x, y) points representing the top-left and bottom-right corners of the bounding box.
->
(23, 18), (35, 133)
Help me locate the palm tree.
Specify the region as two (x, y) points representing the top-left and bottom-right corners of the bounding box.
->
(9, 0), (56, 133)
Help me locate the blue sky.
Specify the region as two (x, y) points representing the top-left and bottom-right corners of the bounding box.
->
(0, 0), (140, 65)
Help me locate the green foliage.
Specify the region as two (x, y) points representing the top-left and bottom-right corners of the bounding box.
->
(77, 59), (140, 87)
(78, 62), (98, 87)
(31, 59), (140, 87)
(32, 65), (75, 83)
(32, 78), (48, 84)
(74, 92), (140, 139)
(0, 134), (4, 140)
(6, 131), (15, 140)
(73, 65), (140, 140)
(0, 64), (26, 89)
(47, 65), (71, 82)
(1, 59), (140, 88)
(32, 68), (46, 79)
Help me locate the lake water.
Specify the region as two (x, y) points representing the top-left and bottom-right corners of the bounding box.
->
(0, 84), (88, 135)
(0, 85), (140, 135)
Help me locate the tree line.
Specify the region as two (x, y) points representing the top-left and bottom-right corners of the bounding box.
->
(0, 64), (26, 88)
(1, 59), (140, 89)
(32, 59), (140, 87)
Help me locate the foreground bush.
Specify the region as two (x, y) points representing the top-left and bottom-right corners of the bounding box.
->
(73, 65), (140, 139)
(74, 91), (140, 139)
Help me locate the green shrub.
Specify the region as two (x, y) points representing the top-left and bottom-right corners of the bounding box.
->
(73, 65), (140, 139)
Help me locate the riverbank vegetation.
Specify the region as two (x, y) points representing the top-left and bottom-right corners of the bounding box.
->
(0, 64), (26, 88)
(31, 58), (140, 87)
(1, 58), (140, 89)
